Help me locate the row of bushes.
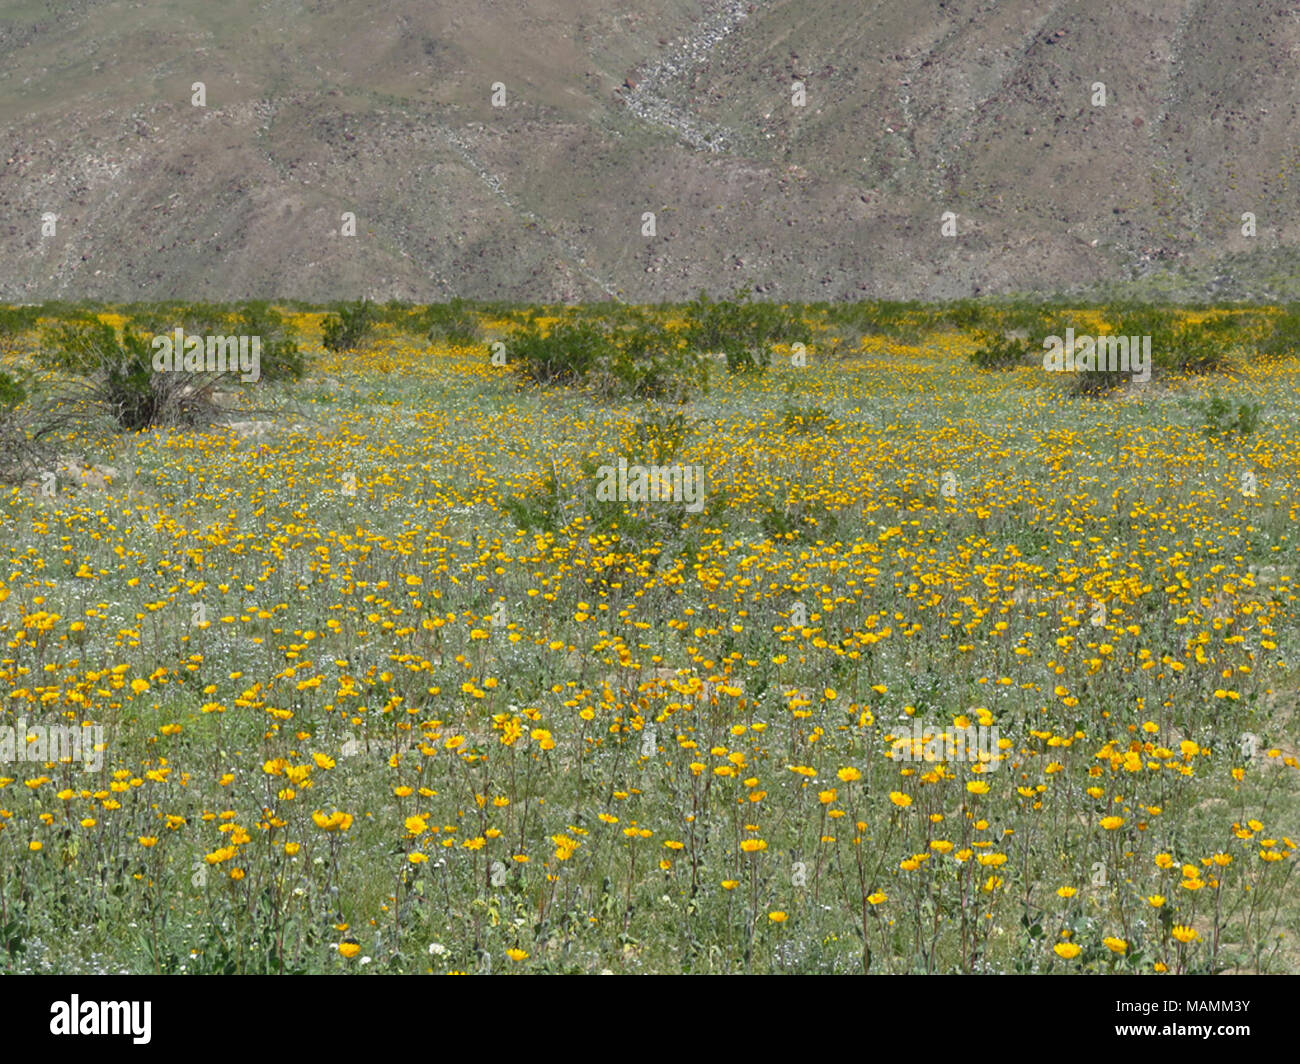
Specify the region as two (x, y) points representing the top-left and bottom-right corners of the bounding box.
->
(966, 303), (1299, 393)
(507, 320), (708, 401)
(5, 299), (1300, 417)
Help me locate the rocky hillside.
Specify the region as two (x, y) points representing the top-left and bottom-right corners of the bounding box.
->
(2, 0), (1298, 303)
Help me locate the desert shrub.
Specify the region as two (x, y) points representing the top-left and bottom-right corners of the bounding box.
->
(0, 370), (36, 483)
(501, 475), (563, 533)
(321, 299), (376, 352)
(571, 303), (659, 331)
(1113, 302), (1175, 341)
(32, 300), (103, 324)
(579, 453), (696, 545)
(0, 370), (72, 484)
(1163, 318), (1237, 374)
(997, 299), (1069, 339)
(684, 290), (805, 372)
(39, 323), (229, 431)
(823, 300), (925, 345)
(92, 328), (222, 431)
(233, 302), (305, 381)
(631, 408), (689, 463)
(507, 319), (705, 400)
(945, 299), (990, 332)
(760, 495), (841, 542)
(178, 302), (230, 336)
(605, 325), (706, 400)
(0, 369), (25, 409)
(37, 319), (121, 373)
(508, 320), (613, 386)
(968, 331), (1026, 370)
(1069, 363), (1132, 397)
(422, 299), (483, 346)
(781, 403), (834, 434)
(0, 306), (39, 350)
(1257, 305), (1300, 358)
(122, 302), (187, 335)
(721, 337), (767, 374)
(1198, 394), (1262, 438)
(118, 302), (303, 381)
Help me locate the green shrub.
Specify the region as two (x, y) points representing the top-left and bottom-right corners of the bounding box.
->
(501, 475), (563, 532)
(683, 290), (804, 372)
(1257, 305), (1300, 358)
(508, 320), (614, 385)
(321, 299), (376, 352)
(233, 302), (305, 381)
(1198, 394), (1262, 438)
(0, 369), (49, 484)
(0, 369), (27, 409)
(423, 299), (483, 346)
(945, 300), (990, 332)
(605, 325), (704, 401)
(823, 300), (925, 344)
(0, 306), (39, 347)
(1165, 319), (1236, 374)
(37, 319), (120, 373)
(968, 331), (1026, 370)
(631, 409), (689, 463)
(781, 404), (834, 434)
(39, 322), (229, 431)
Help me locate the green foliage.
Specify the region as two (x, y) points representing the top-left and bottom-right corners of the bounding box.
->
(1165, 319), (1236, 374)
(233, 301), (305, 381)
(781, 403), (834, 434)
(0, 305), (39, 343)
(0, 368), (65, 484)
(96, 328), (179, 431)
(1109, 303), (1235, 376)
(501, 475), (563, 533)
(1257, 305), (1300, 358)
(37, 319), (120, 373)
(1069, 364), (1132, 397)
(945, 299), (990, 332)
(0, 369), (28, 409)
(1198, 394), (1262, 438)
(423, 298), (483, 346)
(509, 320), (613, 385)
(683, 290), (804, 373)
(760, 495), (840, 541)
(605, 325), (705, 401)
(996, 299), (1069, 338)
(631, 408), (689, 463)
(968, 331), (1026, 370)
(822, 300), (925, 344)
(322, 299), (377, 352)
(38, 322), (228, 431)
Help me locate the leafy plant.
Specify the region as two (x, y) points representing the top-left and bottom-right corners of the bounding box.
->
(501, 475), (564, 532)
(322, 299), (377, 352)
(1257, 305), (1300, 358)
(508, 321), (613, 386)
(684, 289), (804, 373)
(0, 305), (39, 351)
(968, 331), (1026, 370)
(233, 302), (305, 381)
(1166, 319), (1236, 374)
(632, 408), (689, 463)
(1198, 394), (1262, 438)
(605, 325), (705, 401)
(781, 404), (834, 434)
(40, 323), (231, 431)
(423, 298), (484, 346)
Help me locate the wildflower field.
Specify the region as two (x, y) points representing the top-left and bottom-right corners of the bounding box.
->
(0, 300), (1297, 975)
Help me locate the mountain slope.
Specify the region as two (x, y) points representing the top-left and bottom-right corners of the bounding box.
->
(2, 0), (1298, 302)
